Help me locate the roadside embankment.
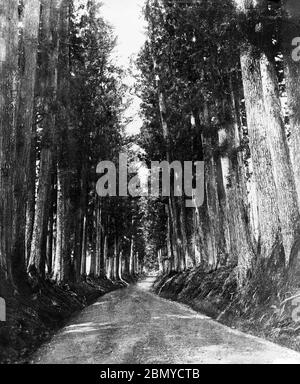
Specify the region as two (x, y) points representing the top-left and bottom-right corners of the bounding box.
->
(153, 266), (300, 352)
(0, 275), (136, 363)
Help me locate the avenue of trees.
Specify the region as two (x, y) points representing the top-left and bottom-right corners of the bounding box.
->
(0, 0), (144, 295)
(137, 0), (300, 287)
(2, 0), (300, 300)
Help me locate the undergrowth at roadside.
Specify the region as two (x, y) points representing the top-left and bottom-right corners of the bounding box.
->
(153, 264), (300, 352)
(0, 276), (133, 364)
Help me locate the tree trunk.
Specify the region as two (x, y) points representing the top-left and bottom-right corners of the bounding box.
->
(135, 253), (139, 275)
(89, 206), (97, 277)
(119, 250), (123, 281)
(166, 205), (175, 271)
(0, 0), (19, 283)
(95, 200), (103, 277)
(129, 235), (135, 276)
(158, 249), (164, 273)
(74, 211), (83, 282)
(154, 60), (184, 271)
(53, 166), (71, 282)
(103, 234), (109, 278)
(202, 100), (225, 269)
(89, 248), (96, 277)
(180, 200), (192, 268)
(113, 235), (119, 280)
(281, 1), (300, 201)
(205, 142), (220, 268)
(281, 0), (300, 275)
(107, 243), (114, 281)
(46, 210), (54, 275)
(25, 129), (37, 264)
(218, 84), (255, 282)
(240, 48), (281, 264)
(28, 0), (61, 276)
(80, 214), (87, 276)
(123, 249), (130, 277)
(46, 178), (55, 274)
(74, 165), (88, 281)
(12, 0), (41, 283)
(53, 0), (71, 283)
(260, 53), (300, 263)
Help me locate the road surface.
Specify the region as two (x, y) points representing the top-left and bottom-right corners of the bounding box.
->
(32, 277), (300, 364)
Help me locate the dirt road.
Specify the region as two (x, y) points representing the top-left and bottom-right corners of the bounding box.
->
(33, 277), (300, 364)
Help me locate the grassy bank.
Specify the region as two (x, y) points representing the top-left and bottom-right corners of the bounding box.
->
(0, 276), (134, 364)
(153, 266), (300, 352)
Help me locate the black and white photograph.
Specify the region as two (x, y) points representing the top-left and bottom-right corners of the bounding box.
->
(1, 0), (300, 368)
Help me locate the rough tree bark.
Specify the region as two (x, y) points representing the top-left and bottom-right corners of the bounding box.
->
(25, 128), (37, 263)
(281, 0), (300, 275)
(240, 47), (281, 264)
(12, 0), (41, 283)
(53, 0), (71, 282)
(0, 0), (19, 283)
(74, 164), (88, 281)
(153, 60), (184, 272)
(282, 1), (300, 202)
(219, 83), (255, 282)
(260, 53), (300, 263)
(28, 0), (62, 276)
